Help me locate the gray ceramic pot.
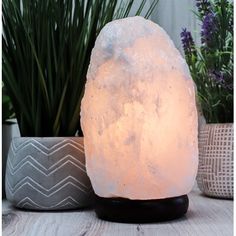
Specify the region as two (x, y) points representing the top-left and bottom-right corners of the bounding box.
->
(2, 121), (20, 199)
(5, 137), (94, 210)
(2, 123), (13, 199)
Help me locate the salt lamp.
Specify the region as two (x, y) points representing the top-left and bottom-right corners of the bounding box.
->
(81, 16), (198, 223)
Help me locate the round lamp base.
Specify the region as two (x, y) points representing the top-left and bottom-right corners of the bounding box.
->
(95, 195), (189, 223)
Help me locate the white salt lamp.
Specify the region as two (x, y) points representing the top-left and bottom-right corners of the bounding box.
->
(81, 16), (198, 222)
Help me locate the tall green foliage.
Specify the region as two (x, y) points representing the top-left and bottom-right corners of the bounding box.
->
(2, 84), (15, 122)
(3, 0), (157, 136)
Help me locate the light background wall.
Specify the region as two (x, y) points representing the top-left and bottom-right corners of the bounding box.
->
(151, 0), (200, 54)
(130, 0), (201, 55)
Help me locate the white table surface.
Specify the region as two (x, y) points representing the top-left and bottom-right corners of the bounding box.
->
(2, 184), (233, 236)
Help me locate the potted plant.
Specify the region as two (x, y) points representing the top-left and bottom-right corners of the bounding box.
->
(3, 0), (157, 210)
(180, 0), (233, 198)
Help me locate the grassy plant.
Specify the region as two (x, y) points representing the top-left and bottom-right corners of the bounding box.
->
(2, 84), (15, 123)
(3, 0), (158, 136)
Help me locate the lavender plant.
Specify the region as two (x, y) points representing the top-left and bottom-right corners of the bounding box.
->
(181, 0), (233, 123)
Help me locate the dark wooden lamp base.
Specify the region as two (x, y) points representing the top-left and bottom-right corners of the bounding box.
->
(95, 195), (189, 223)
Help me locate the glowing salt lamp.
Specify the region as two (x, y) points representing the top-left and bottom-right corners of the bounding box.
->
(81, 16), (198, 223)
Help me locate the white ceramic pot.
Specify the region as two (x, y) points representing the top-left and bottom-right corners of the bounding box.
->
(197, 123), (233, 199)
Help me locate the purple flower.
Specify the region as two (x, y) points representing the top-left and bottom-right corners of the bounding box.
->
(210, 70), (224, 83)
(201, 12), (217, 46)
(180, 28), (196, 56)
(209, 70), (233, 90)
(196, 0), (211, 16)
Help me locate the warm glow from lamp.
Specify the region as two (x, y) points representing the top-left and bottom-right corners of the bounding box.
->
(81, 16), (198, 222)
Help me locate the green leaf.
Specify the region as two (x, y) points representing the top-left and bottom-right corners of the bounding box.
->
(3, 0), (158, 136)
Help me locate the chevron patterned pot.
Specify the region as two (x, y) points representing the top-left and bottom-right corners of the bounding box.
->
(5, 137), (94, 210)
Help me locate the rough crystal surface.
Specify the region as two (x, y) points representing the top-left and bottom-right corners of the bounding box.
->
(81, 16), (198, 200)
